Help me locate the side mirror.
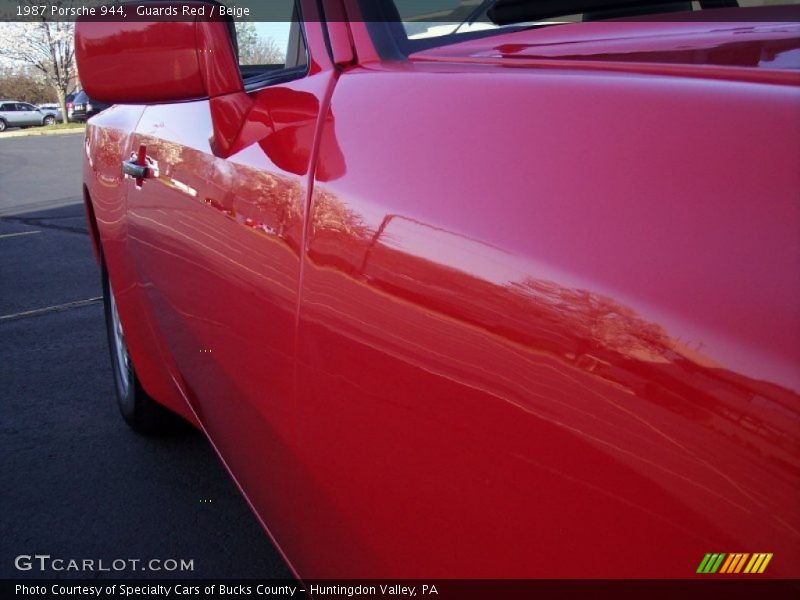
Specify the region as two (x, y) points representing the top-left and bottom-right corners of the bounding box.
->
(75, 1), (243, 102)
(75, 1), (250, 157)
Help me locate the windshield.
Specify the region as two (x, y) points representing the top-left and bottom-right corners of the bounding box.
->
(396, 0), (569, 41)
(387, 0), (800, 48)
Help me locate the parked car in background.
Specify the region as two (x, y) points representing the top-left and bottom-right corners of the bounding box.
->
(75, 0), (800, 580)
(69, 90), (110, 122)
(37, 103), (63, 123)
(0, 100), (54, 131)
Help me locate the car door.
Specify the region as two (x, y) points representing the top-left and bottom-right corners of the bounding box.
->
(1, 103), (21, 126)
(122, 0), (339, 556)
(16, 103), (41, 126)
(294, 10), (800, 578)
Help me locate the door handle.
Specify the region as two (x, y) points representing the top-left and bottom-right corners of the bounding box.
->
(121, 159), (149, 179)
(122, 144), (154, 187)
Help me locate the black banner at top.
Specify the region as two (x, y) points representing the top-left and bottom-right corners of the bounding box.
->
(1, 0), (293, 22)
(0, 0), (799, 22)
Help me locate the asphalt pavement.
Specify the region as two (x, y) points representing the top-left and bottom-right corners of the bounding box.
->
(0, 133), (293, 580)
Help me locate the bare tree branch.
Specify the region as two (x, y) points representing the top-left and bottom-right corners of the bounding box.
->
(0, 2), (78, 122)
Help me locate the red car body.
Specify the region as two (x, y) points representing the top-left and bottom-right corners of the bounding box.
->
(78, 1), (800, 579)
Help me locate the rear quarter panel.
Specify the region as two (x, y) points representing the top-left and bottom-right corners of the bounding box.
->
(296, 62), (800, 577)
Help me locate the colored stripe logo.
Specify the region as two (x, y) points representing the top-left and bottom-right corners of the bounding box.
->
(697, 553), (773, 574)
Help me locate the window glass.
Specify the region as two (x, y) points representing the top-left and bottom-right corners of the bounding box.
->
(236, 22), (291, 66)
(219, 0), (307, 83)
(18, 103), (36, 111)
(390, 0), (800, 47)
(395, 0), (520, 40)
(1, 104), (17, 111)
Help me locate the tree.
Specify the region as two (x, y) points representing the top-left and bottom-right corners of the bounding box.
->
(0, 64), (56, 104)
(234, 21), (285, 66)
(0, 2), (77, 123)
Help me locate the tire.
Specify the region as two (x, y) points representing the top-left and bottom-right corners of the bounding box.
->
(103, 269), (184, 434)
(0, 119), (6, 132)
(43, 115), (55, 126)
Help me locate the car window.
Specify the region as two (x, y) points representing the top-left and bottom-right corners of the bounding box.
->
(222, 0), (308, 88)
(18, 103), (36, 111)
(385, 0), (800, 50)
(0, 103), (17, 111)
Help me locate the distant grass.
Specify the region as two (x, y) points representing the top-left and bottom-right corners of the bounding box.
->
(45, 122), (86, 130)
(0, 121), (86, 137)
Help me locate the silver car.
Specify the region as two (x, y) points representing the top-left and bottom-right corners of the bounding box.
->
(37, 103), (63, 123)
(0, 101), (55, 132)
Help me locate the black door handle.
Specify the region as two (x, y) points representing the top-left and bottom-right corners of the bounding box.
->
(122, 145), (153, 186)
(122, 159), (149, 179)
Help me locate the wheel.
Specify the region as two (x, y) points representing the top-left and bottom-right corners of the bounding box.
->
(0, 119), (6, 132)
(43, 115), (55, 125)
(103, 269), (184, 434)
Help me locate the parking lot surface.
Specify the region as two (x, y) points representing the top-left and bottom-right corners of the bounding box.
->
(0, 133), (292, 579)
